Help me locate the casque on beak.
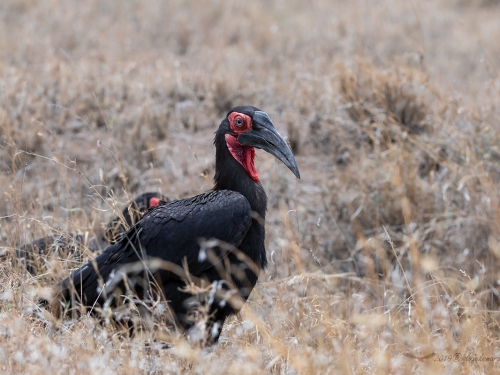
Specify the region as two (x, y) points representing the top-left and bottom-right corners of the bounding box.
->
(237, 111), (300, 179)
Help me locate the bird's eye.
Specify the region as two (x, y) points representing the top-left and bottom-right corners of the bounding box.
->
(235, 117), (243, 127)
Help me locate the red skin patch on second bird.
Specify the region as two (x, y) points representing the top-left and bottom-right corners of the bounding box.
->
(149, 197), (160, 207)
(225, 134), (259, 182)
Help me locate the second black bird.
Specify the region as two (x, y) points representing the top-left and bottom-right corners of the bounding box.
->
(16, 192), (163, 274)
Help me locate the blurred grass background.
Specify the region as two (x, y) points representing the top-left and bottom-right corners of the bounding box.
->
(2, 0), (500, 373)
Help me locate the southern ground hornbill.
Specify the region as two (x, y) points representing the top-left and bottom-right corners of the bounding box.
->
(50, 106), (300, 343)
(15, 192), (164, 274)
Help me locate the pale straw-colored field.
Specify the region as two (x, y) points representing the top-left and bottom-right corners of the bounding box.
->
(1, 1), (500, 373)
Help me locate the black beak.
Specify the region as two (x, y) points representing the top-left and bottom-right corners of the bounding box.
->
(237, 111), (300, 179)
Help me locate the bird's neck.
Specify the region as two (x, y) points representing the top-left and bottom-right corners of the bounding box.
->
(213, 143), (267, 219)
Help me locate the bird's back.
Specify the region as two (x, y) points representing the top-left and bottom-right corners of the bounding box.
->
(53, 190), (255, 324)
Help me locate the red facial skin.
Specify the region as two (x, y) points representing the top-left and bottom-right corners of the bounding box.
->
(225, 112), (259, 182)
(149, 197), (160, 207)
(228, 112), (252, 133)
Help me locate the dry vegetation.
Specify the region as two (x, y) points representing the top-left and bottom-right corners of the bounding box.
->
(2, 0), (500, 373)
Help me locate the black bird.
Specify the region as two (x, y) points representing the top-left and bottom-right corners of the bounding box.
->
(16, 192), (164, 274)
(103, 192), (164, 244)
(51, 106), (300, 343)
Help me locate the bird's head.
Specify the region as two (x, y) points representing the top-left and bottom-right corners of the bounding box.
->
(218, 105), (300, 182)
(104, 192), (164, 243)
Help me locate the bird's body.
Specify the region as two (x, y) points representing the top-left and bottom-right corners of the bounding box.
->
(16, 192), (164, 274)
(51, 106), (300, 343)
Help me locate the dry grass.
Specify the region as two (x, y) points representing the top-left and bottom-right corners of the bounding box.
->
(2, 0), (500, 373)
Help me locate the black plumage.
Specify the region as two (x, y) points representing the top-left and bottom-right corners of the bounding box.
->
(103, 192), (166, 244)
(51, 106), (300, 343)
(16, 192), (165, 274)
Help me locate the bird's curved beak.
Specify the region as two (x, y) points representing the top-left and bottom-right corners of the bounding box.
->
(237, 111), (300, 179)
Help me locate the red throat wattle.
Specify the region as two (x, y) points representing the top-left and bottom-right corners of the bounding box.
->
(225, 134), (259, 182)
(149, 197), (160, 207)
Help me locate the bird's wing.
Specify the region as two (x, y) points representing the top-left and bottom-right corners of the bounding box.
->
(59, 190), (252, 305)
